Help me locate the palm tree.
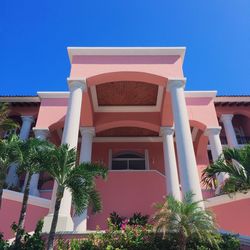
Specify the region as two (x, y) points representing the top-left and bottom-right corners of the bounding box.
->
(43, 144), (107, 250)
(153, 193), (218, 250)
(202, 144), (250, 194)
(0, 102), (19, 134)
(14, 138), (53, 247)
(0, 134), (22, 208)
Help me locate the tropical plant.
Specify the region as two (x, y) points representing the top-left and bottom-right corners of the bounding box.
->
(128, 212), (149, 226)
(153, 193), (219, 250)
(109, 211), (149, 229)
(13, 138), (53, 248)
(0, 102), (19, 134)
(43, 144), (107, 250)
(0, 220), (45, 250)
(0, 134), (22, 208)
(202, 145), (250, 194)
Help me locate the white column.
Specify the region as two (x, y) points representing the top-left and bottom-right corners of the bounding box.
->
(220, 114), (238, 148)
(168, 79), (203, 205)
(43, 78), (86, 232)
(73, 127), (95, 232)
(6, 116), (34, 187)
(28, 128), (49, 196)
(160, 127), (181, 201)
(205, 127), (228, 194)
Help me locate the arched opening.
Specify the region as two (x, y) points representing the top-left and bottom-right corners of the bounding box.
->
(232, 114), (250, 144)
(111, 151), (146, 170)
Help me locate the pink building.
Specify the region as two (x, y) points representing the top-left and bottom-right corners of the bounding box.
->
(1, 47), (250, 239)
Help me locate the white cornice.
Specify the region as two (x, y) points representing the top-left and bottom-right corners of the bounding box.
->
(3, 189), (50, 208)
(37, 92), (70, 99)
(184, 91), (217, 98)
(67, 47), (186, 64)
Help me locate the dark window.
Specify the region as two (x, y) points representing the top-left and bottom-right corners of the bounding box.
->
(112, 152), (145, 170)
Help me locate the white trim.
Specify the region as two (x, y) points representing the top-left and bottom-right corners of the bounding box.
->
(184, 91), (217, 98)
(108, 169), (166, 178)
(2, 189), (50, 208)
(93, 137), (162, 142)
(0, 96), (40, 102)
(205, 190), (250, 208)
(90, 85), (164, 112)
(67, 47), (186, 64)
(37, 92), (70, 99)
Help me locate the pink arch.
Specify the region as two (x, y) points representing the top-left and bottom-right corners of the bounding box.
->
(189, 120), (207, 132)
(87, 71), (167, 86)
(95, 120), (160, 133)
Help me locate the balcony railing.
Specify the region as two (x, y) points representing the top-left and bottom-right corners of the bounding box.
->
(220, 136), (250, 145)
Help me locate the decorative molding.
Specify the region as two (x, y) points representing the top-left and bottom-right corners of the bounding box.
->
(2, 189), (50, 208)
(205, 191), (250, 208)
(67, 47), (186, 64)
(93, 136), (162, 142)
(204, 127), (222, 136)
(37, 92), (70, 99)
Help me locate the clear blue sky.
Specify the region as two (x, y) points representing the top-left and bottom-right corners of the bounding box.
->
(1, 1), (250, 95)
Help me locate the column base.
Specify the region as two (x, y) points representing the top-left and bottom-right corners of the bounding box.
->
(73, 210), (87, 232)
(42, 213), (74, 233)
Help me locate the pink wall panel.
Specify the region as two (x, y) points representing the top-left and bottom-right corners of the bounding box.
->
(87, 171), (166, 230)
(211, 198), (250, 236)
(0, 198), (48, 239)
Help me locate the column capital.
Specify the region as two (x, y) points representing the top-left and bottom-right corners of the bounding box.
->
(21, 115), (34, 123)
(67, 78), (87, 92)
(220, 114), (234, 123)
(204, 127), (221, 136)
(167, 78), (186, 91)
(33, 128), (49, 140)
(160, 126), (175, 136)
(80, 127), (95, 137)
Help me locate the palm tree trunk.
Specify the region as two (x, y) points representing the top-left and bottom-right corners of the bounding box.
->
(179, 231), (187, 250)
(0, 177), (5, 208)
(14, 172), (32, 246)
(47, 185), (64, 250)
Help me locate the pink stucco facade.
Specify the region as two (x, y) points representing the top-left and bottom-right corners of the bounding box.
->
(1, 47), (250, 239)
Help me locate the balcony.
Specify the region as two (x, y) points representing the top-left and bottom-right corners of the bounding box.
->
(220, 136), (250, 145)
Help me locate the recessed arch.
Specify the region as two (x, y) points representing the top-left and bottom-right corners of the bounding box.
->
(86, 71), (167, 87)
(95, 120), (160, 134)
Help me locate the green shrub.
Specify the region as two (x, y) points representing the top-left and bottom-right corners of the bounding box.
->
(109, 211), (149, 230)
(0, 220), (45, 250)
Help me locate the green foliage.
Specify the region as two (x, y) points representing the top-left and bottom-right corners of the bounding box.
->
(153, 193), (219, 249)
(202, 144), (250, 194)
(44, 144), (108, 250)
(0, 220), (45, 250)
(0, 103), (19, 133)
(128, 212), (149, 226)
(55, 223), (240, 250)
(109, 211), (149, 229)
(220, 234), (240, 250)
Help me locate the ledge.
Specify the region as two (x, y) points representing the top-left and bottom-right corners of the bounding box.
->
(205, 191), (250, 208)
(2, 189), (50, 209)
